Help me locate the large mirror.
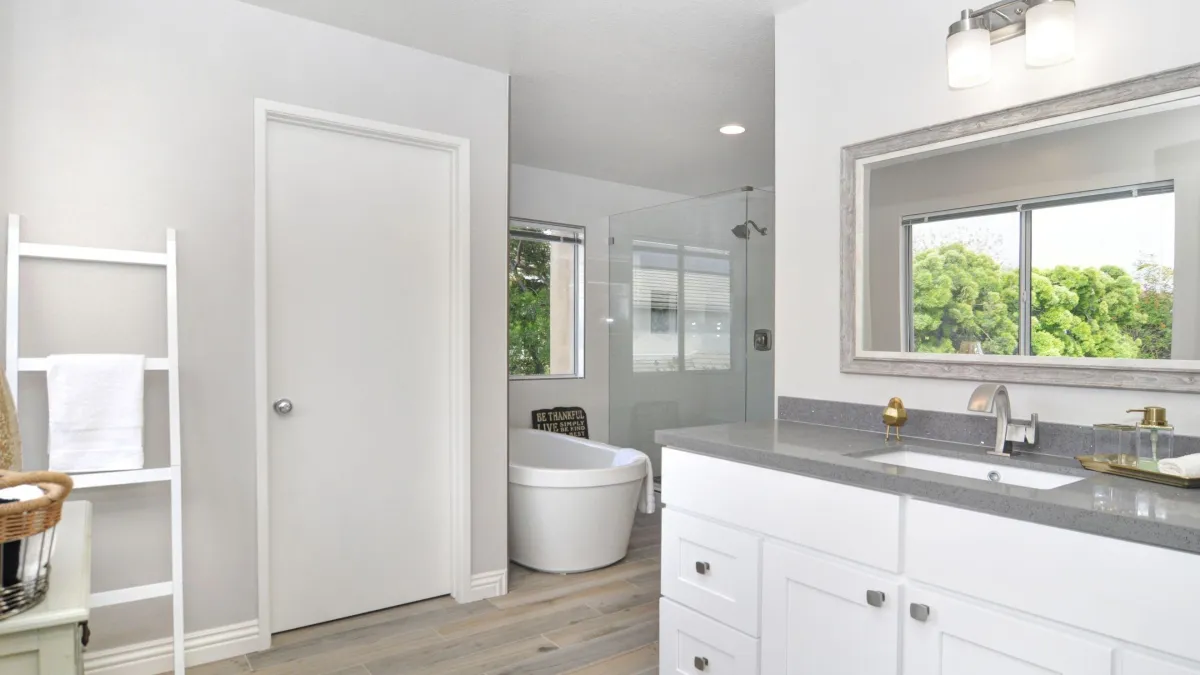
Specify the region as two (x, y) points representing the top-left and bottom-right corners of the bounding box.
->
(842, 64), (1200, 391)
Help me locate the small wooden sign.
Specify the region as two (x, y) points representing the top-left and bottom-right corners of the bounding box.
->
(532, 406), (589, 439)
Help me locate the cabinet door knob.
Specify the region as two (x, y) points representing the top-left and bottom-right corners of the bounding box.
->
(910, 603), (931, 622)
(694, 656), (709, 671)
(695, 561), (711, 575)
(866, 590), (885, 608)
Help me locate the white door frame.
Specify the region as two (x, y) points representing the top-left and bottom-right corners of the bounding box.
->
(253, 99), (472, 647)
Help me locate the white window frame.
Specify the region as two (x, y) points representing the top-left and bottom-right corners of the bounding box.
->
(902, 180), (1175, 356)
(508, 217), (586, 380)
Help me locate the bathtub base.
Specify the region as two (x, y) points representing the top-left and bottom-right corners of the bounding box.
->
(509, 481), (642, 574)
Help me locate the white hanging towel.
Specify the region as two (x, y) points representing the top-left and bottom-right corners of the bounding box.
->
(46, 354), (146, 472)
(614, 448), (656, 514)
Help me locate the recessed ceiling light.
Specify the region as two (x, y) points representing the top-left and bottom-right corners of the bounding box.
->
(720, 124), (746, 135)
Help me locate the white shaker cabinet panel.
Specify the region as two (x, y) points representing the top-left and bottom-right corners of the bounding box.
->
(1122, 652), (1200, 675)
(904, 587), (1112, 675)
(761, 542), (899, 675)
(662, 449), (901, 571)
(659, 599), (759, 675)
(661, 509), (762, 636)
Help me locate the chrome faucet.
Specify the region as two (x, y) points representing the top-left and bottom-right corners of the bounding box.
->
(967, 384), (1038, 457)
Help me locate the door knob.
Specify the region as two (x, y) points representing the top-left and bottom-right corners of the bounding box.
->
(910, 603), (931, 622)
(695, 561), (711, 575)
(273, 398), (294, 415)
(694, 656), (709, 671)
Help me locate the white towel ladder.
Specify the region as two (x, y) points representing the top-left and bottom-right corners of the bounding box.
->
(5, 214), (185, 675)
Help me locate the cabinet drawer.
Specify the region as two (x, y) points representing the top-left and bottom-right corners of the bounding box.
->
(662, 509), (761, 636)
(907, 500), (1200, 663)
(663, 449), (901, 571)
(660, 598), (759, 675)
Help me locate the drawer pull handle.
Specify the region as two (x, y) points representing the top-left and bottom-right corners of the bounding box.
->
(910, 603), (931, 622)
(694, 656), (709, 671)
(866, 590), (885, 608)
(695, 561), (711, 575)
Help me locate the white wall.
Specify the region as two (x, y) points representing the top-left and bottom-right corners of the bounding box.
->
(508, 164), (688, 442)
(0, 0), (509, 652)
(776, 0), (1200, 433)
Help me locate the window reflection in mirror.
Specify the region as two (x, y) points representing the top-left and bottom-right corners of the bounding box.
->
(866, 100), (1197, 362)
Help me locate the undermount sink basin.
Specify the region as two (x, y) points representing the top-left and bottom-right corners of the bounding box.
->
(864, 450), (1084, 490)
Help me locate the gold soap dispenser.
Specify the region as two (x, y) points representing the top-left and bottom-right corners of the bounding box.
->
(1128, 407), (1174, 472)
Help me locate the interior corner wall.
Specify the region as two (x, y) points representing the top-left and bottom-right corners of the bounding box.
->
(508, 164), (689, 443)
(775, 0), (1200, 433)
(0, 0), (509, 652)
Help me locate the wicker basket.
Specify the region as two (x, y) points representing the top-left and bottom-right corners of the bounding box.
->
(0, 470), (73, 620)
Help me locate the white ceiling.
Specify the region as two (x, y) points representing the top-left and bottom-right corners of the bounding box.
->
(239, 0), (788, 195)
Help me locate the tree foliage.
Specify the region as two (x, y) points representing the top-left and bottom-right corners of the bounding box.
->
(912, 243), (1173, 360)
(912, 243), (1019, 355)
(508, 238), (552, 375)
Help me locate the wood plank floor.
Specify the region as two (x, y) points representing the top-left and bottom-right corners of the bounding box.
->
(186, 507), (661, 675)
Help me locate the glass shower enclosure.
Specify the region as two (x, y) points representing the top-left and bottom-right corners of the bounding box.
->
(608, 187), (775, 476)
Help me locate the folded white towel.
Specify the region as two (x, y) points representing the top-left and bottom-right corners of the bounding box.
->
(0, 485), (53, 578)
(1158, 454), (1200, 479)
(47, 354), (146, 473)
(0, 485), (45, 502)
(614, 448), (656, 515)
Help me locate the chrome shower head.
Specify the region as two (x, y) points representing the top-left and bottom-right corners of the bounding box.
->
(731, 220), (767, 239)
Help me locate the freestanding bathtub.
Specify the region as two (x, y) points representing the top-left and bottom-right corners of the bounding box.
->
(509, 428), (649, 573)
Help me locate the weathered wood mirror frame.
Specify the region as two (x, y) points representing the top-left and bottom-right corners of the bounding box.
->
(841, 64), (1200, 392)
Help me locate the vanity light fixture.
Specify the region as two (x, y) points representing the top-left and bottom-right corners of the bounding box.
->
(946, 0), (1076, 89)
(1025, 0), (1077, 67)
(719, 124), (746, 135)
(948, 11), (993, 89)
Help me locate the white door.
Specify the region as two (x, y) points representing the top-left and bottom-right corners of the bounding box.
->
(905, 587), (1112, 675)
(761, 542), (899, 675)
(265, 112), (457, 633)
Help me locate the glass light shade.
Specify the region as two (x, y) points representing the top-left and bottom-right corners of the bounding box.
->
(947, 28), (992, 89)
(1026, 0), (1076, 67)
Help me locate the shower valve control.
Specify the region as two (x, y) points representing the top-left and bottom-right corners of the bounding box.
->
(754, 329), (773, 352)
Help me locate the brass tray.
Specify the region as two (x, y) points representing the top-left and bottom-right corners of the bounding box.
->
(1075, 454), (1200, 489)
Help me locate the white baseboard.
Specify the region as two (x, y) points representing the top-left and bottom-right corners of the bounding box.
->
(84, 620), (260, 675)
(461, 568), (508, 603)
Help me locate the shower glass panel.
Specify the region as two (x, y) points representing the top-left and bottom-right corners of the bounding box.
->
(609, 188), (774, 476)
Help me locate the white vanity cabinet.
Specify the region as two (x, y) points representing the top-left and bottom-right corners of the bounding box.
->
(904, 587), (1111, 675)
(1121, 653), (1200, 675)
(761, 543), (898, 675)
(660, 448), (1200, 675)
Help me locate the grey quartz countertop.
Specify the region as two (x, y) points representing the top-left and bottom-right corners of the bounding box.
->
(656, 420), (1200, 555)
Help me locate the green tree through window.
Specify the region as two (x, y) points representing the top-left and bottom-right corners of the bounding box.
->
(508, 236), (552, 375)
